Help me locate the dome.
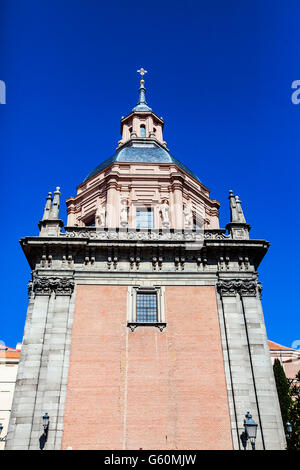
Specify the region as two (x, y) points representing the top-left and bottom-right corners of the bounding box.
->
(83, 140), (201, 183)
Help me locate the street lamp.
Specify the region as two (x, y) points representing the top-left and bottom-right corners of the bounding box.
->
(42, 413), (49, 438)
(240, 412), (258, 450)
(285, 421), (292, 440)
(39, 413), (50, 450)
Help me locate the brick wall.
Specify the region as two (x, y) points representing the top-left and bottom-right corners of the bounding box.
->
(62, 285), (232, 449)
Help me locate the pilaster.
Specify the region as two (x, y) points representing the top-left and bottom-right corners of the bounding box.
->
(216, 277), (286, 450)
(5, 275), (75, 450)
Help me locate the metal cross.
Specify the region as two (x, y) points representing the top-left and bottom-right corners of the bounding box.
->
(137, 68), (147, 77)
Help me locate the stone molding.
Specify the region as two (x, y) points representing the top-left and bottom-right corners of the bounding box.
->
(31, 275), (75, 296)
(217, 279), (258, 297)
(62, 228), (229, 241)
(127, 322), (167, 332)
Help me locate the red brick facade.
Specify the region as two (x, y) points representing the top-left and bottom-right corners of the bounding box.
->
(62, 285), (232, 450)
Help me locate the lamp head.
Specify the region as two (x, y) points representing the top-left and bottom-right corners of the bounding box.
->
(244, 412), (258, 443)
(286, 421), (292, 435)
(42, 413), (49, 430)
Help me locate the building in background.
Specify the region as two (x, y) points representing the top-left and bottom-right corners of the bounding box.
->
(269, 340), (300, 382)
(6, 73), (286, 450)
(0, 343), (21, 450)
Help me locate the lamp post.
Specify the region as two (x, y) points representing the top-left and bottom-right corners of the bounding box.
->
(240, 412), (258, 450)
(39, 413), (50, 450)
(42, 413), (49, 440)
(285, 421), (292, 440)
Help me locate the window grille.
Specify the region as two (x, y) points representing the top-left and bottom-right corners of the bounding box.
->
(136, 292), (158, 323)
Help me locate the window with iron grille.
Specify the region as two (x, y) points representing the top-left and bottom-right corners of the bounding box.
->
(136, 292), (158, 323)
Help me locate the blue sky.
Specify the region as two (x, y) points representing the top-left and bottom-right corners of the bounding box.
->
(0, 0), (299, 348)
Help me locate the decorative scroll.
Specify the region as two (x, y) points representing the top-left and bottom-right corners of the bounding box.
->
(217, 279), (258, 297)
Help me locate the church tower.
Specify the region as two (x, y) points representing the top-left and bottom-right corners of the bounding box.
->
(6, 71), (286, 450)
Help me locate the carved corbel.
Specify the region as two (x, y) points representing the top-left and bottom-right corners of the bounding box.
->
(218, 256), (225, 271)
(41, 254), (47, 268)
(129, 256), (134, 270)
(107, 247), (113, 270)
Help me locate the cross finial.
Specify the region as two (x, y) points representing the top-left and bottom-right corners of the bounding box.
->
(137, 67), (147, 77)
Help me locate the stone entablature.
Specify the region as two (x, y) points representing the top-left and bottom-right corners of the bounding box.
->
(21, 228), (269, 276)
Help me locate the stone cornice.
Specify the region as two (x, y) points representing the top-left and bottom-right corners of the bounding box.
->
(20, 229), (269, 272)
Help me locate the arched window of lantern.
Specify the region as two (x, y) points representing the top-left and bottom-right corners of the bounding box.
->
(140, 125), (146, 138)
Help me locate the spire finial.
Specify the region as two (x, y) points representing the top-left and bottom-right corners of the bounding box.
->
(137, 67), (147, 84)
(49, 186), (61, 220)
(42, 192), (53, 220)
(133, 68), (152, 112)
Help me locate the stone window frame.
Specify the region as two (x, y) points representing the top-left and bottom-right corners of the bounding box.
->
(127, 285), (166, 332)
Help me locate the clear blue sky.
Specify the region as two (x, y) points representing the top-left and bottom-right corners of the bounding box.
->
(0, 0), (299, 348)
